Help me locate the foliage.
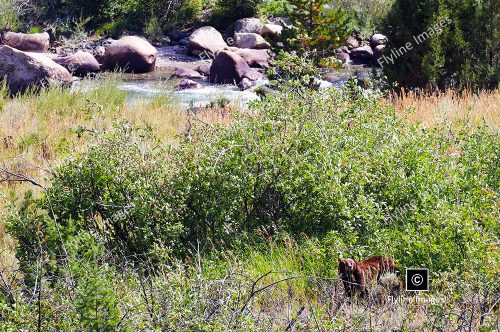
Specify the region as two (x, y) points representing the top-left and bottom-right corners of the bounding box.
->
(284, 0), (354, 56)
(10, 81), (499, 274)
(0, 0), (21, 30)
(23, 0), (202, 36)
(258, 0), (293, 18)
(2, 81), (499, 330)
(331, 0), (394, 39)
(383, 0), (500, 90)
(266, 51), (319, 87)
(210, 0), (263, 29)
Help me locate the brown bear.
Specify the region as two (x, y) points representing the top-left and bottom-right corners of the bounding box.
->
(338, 256), (399, 297)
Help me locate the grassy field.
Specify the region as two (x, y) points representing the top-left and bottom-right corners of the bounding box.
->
(0, 81), (499, 330)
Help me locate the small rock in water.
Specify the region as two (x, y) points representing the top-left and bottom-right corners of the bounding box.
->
(175, 66), (204, 78)
(243, 69), (265, 81)
(177, 79), (202, 90)
(195, 63), (212, 76)
(238, 77), (255, 90)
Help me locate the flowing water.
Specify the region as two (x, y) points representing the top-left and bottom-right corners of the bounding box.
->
(72, 65), (378, 108)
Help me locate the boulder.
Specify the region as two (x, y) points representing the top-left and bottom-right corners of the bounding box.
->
(168, 29), (187, 41)
(188, 26), (228, 56)
(104, 36), (157, 73)
(2, 31), (50, 52)
(242, 68), (265, 81)
(346, 36), (359, 49)
(209, 50), (251, 84)
(53, 51), (101, 76)
(238, 77), (254, 90)
(179, 38), (190, 48)
(174, 66), (203, 78)
(268, 17), (293, 29)
(336, 52), (350, 63)
(373, 45), (386, 59)
(235, 48), (271, 68)
(371, 33), (388, 47)
(177, 79), (202, 90)
(235, 18), (264, 34)
(234, 33), (270, 49)
(195, 63), (211, 76)
(223, 46), (240, 52)
(337, 46), (350, 54)
(261, 24), (283, 37)
(0, 45), (73, 95)
(350, 45), (374, 60)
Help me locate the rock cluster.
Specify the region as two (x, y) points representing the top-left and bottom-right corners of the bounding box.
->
(336, 33), (388, 65)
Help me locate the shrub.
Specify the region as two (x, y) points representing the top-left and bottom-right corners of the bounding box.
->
(7, 84), (498, 279)
(383, 0), (500, 90)
(210, 0), (263, 29)
(284, 0), (354, 56)
(331, 0), (394, 39)
(8, 124), (184, 271)
(0, 0), (21, 30)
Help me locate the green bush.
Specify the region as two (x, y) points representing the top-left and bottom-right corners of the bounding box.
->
(383, 0), (500, 90)
(283, 0), (354, 57)
(8, 85), (498, 277)
(0, 0), (21, 30)
(210, 0), (263, 29)
(331, 0), (394, 39)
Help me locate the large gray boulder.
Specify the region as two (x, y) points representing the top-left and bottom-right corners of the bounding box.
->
(209, 50), (251, 84)
(188, 26), (228, 56)
(234, 33), (270, 49)
(53, 51), (101, 76)
(0, 45), (73, 94)
(235, 18), (264, 34)
(235, 48), (272, 68)
(1, 31), (50, 52)
(103, 36), (157, 73)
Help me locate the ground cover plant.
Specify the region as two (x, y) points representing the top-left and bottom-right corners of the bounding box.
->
(1, 80), (498, 330)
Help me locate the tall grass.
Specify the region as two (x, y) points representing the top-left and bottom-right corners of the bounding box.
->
(389, 88), (500, 130)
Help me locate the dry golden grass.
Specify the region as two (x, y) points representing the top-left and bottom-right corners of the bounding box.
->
(388, 88), (500, 130)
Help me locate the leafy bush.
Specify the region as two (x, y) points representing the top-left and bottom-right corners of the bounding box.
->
(284, 0), (353, 56)
(8, 84), (498, 279)
(383, 0), (500, 90)
(258, 0), (292, 18)
(331, 0), (394, 39)
(0, 0), (21, 30)
(23, 0), (202, 36)
(210, 0), (263, 29)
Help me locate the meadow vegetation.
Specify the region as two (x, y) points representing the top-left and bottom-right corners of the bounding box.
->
(0, 0), (499, 330)
(0, 77), (498, 330)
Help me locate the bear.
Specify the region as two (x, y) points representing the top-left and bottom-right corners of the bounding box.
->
(338, 256), (400, 297)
